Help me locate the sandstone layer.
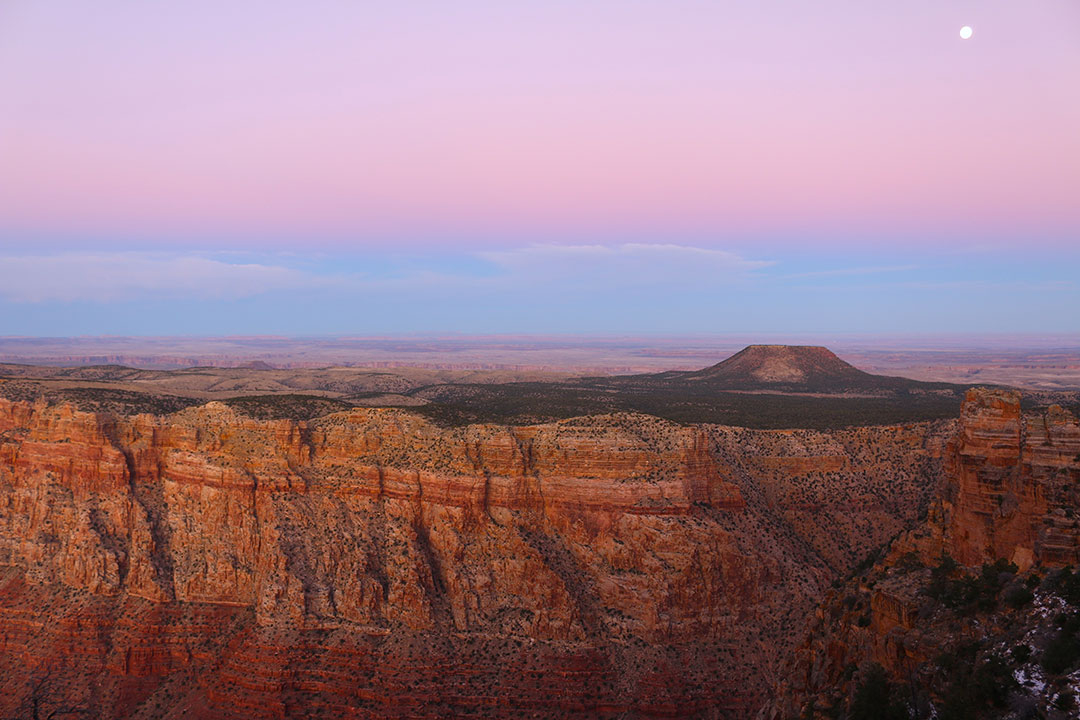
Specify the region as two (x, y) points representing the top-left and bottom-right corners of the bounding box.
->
(0, 398), (949, 718)
(767, 389), (1080, 719)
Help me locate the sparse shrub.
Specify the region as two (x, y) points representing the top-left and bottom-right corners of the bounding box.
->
(1042, 614), (1080, 675)
(925, 557), (1017, 614)
(936, 649), (1017, 720)
(223, 394), (354, 421)
(1003, 584), (1034, 609)
(1047, 566), (1080, 607)
(849, 663), (907, 720)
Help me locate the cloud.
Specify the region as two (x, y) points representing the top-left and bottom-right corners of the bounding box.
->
(0, 244), (773, 305)
(783, 264), (919, 279)
(0, 252), (330, 302)
(477, 243), (772, 288)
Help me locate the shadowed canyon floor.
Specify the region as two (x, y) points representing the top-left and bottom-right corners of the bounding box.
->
(1, 347), (1076, 718)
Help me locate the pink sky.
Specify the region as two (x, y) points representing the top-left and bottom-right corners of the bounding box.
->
(0, 1), (1078, 250)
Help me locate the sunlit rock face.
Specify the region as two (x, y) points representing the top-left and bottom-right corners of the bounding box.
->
(943, 389), (1080, 569)
(0, 398), (948, 718)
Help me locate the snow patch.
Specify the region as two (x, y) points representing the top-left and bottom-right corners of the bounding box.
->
(1014, 665), (1047, 693)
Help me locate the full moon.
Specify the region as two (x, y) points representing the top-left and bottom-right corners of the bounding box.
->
(960, 26), (973, 40)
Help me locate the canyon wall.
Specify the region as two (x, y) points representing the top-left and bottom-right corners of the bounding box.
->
(767, 389), (1080, 719)
(939, 389), (1080, 569)
(0, 398), (948, 718)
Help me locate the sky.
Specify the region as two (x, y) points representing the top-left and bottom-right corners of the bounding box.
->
(0, 1), (1078, 336)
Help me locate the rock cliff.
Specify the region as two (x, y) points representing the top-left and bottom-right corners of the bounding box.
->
(767, 389), (1080, 719)
(0, 398), (949, 718)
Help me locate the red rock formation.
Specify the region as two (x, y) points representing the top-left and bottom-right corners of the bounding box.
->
(0, 398), (948, 718)
(766, 390), (1080, 719)
(886, 388), (1080, 571)
(942, 389), (1080, 569)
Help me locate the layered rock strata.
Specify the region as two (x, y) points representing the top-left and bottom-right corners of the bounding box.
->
(767, 389), (1080, 718)
(0, 398), (948, 718)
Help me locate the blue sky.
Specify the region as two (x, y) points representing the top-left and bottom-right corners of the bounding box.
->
(1, 244), (1076, 335)
(0, 1), (1077, 337)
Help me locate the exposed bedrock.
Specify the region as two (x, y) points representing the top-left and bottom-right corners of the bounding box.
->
(0, 398), (948, 718)
(765, 389), (1080, 719)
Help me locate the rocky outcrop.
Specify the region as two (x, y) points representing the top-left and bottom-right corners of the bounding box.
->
(767, 390), (1080, 719)
(942, 389), (1080, 569)
(0, 398), (948, 718)
(875, 388), (1080, 573)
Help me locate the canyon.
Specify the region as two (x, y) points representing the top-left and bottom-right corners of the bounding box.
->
(0, 386), (948, 718)
(767, 389), (1080, 719)
(2, 347), (1077, 718)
